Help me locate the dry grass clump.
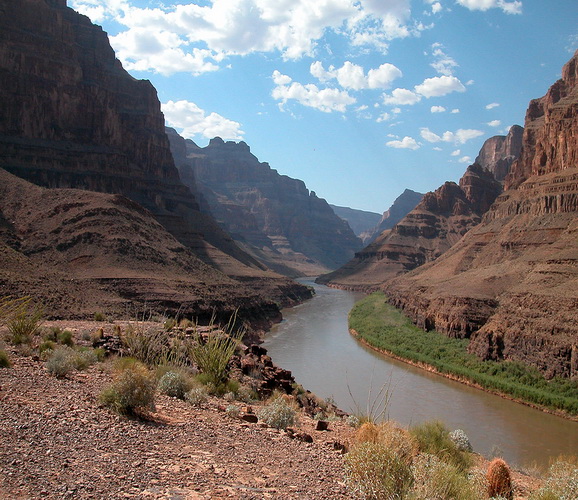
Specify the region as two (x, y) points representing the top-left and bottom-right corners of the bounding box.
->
(486, 458), (513, 499)
(530, 457), (578, 500)
(100, 359), (157, 415)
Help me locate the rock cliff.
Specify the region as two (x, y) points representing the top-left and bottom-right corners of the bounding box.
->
(329, 205), (381, 238)
(385, 50), (578, 379)
(0, 0), (312, 322)
(360, 189), (424, 244)
(475, 125), (523, 183)
(318, 164), (502, 290)
(169, 133), (362, 276)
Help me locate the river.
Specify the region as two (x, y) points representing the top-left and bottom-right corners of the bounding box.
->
(263, 280), (578, 468)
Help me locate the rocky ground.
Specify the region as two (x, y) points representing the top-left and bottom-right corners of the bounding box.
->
(0, 322), (353, 500)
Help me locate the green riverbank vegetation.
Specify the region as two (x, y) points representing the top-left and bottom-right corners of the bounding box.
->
(348, 292), (578, 416)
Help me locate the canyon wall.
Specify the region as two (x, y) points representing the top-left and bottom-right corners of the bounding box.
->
(385, 51), (578, 378)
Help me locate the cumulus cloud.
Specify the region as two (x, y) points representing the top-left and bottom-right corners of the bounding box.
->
(430, 43), (458, 76)
(162, 100), (244, 140)
(456, 0), (522, 15)
(310, 61), (402, 90)
(486, 102), (500, 109)
(451, 149), (461, 156)
(487, 120), (501, 127)
(459, 156), (472, 163)
(431, 2), (442, 14)
(386, 136), (420, 149)
(451, 108), (460, 113)
(414, 75), (466, 98)
(420, 127), (484, 144)
(431, 105), (446, 113)
(71, 0), (425, 75)
(271, 72), (356, 113)
(382, 88), (422, 105)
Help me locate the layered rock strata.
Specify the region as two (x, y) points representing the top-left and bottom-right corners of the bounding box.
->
(475, 125), (523, 183)
(385, 51), (578, 378)
(318, 164), (502, 290)
(170, 134), (362, 276)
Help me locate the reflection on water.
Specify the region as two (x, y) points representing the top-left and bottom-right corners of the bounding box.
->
(264, 280), (578, 468)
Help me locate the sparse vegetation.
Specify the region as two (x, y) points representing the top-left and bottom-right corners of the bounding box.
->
(158, 370), (193, 399)
(349, 293), (578, 415)
(57, 329), (74, 346)
(5, 303), (43, 345)
(93, 312), (106, 322)
(46, 346), (76, 378)
(530, 457), (578, 500)
(100, 360), (156, 415)
(185, 386), (209, 407)
(0, 349), (11, 368)
(258, 395), (296, 430)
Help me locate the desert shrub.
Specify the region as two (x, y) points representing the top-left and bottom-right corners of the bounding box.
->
(6, 304), (43, 345)
(410, 453), (483, 500)
(530, 458), (578, 500)
(486, 458), (513, 500)
(158, 370), (193, 399)
(100, 361), (156, 415)
(72, 348), (99, 370)
(0, 296), (31, 325)
(355, 421), (379, 444)
(163, 318), (177, 331)
(376, 421), (417, 464)
(39, 340), (57, 357)
(46, 346), (76, 378)
(122, 323), (188, 367)
(57, 330), (74, 346)
(450, 429), (473, 453)
(410, 420), (472, 471)
(189, 327), (244, 387)
(236, 385), (258, 403)
(346, 415), (361, 428)
(345, 441), (414, 499)
(94, 312), (106, 322)
(44, 326), (60, 342)
(225, 404), (240, 418)
(0, 349), (11, 368)
(185, 386), (209, 407)
(258, 396), (296, 430)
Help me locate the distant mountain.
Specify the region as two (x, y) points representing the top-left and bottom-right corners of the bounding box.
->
(329, 205), (381, 237)
(360, 189), (424, 244)
(385, 50), (578, 379)
(317, 164), (502, 290)
(168, 131), (363, 277)
(0, 0), (311, 324)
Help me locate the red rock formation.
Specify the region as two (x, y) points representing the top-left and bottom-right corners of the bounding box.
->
(385, 51), (578, 378)
(318, 163), (502, 290)
(170, 134), (362, 276)
(475, 125), (523, 183)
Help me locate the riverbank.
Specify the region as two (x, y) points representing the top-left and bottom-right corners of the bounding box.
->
(348, 293), (578, 421)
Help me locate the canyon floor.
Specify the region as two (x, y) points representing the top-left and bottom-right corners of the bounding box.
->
(0, 321), (543, 499)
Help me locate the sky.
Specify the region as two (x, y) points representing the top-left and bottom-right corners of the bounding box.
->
(70, 0), (578, 214)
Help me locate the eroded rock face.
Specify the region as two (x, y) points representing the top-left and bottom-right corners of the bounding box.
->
(169, 133), (362, 276)
(475, 125), (523, 183)
(0, 0), (312, 321)
(385, 51), (578, 378)
(330, 205), (381, 238)
(318, 164), (502, 290)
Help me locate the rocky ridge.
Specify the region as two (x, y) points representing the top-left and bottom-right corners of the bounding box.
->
(0, 0), (312, 323)
(384, 50), (578, 379)
(318, 163), (503, 290)
(329, 205), (381, 238)
(475, 125), (524, 183)
(169, 133), (362, 276)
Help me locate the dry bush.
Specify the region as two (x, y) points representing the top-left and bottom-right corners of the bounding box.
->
(530, 457), (578, 500)
(487, 458), (513, 500)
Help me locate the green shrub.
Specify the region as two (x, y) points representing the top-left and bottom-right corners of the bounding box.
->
(409, 453), (483, 500)
(0, 349), (11, 368)
(0, 296), (31, 325)
(158, 370), (193, 399)
(39, 340), (57, 357)
(257, 396), (296, 430)
(46, 346), (76, 378)
(57, 330), (74, 346)
(410, 421), (472, 471)
(344, 441), (414, 499)
(94, 312), (106, 322)
(185, 386), (209, 406)
(122, 324), (188, 367)
(6, 304), (43, 345)
(100, 361), (156, 415)
(72, 348), (99, 370)
(530, 458), (578, 500)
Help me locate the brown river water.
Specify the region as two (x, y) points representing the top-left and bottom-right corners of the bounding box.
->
(263, 280), (578, 468)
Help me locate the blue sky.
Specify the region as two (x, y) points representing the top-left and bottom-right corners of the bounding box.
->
(71, 0), (577, 213)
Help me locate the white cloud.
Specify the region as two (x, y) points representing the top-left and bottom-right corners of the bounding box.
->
(310, 61), (402, 90)
(487, 120), (501, 127)
(459, 156), (472, 163)
(456, 0), (522, 15)
(431, 2), (442, 14)
(485, 102), (500, 109)
(162, 100), (244, 140)
(420, 127), (484, 144)
(376, 112), (391, 122)
(431, 105), (446, 113)
(382, 88), (422, 105)
(430, 43), (458, 76)
(271, 73), (356, 113)
(432, 146), (443, 151)
(451, 108), (460, 113)
(386, 136), (420, 150)
(414, 75), (466, 98)
(451, 149), (461, 156)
